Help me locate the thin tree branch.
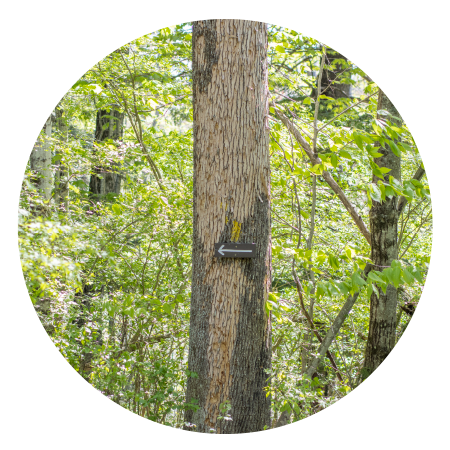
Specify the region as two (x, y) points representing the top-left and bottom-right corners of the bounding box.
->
(399, 207), (432, 259)
(272, 103), (371, 244)
(317, 91), (378, 133)
(304, 264), (372, 379)
(292, 270), (343, 382)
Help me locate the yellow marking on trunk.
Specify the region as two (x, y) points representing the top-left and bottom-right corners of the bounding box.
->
(231, 221), (241, 242)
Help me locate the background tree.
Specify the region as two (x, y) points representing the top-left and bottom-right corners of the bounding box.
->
(89, 108), (125, 199)
(361, 91), (402, 379)
(54, 105), (69, 208)
(30, 115), (53, 204)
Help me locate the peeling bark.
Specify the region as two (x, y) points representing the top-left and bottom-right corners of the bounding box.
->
(185, 19), (272, 434)
(361, 91), (402, 380)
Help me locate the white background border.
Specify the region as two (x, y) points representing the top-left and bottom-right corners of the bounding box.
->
(2, 1), (448, 448)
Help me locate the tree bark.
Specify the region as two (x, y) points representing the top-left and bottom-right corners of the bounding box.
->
(274, 409), (291, 428)
(319, 50), (351, 99)
(89, 108), (124, 198)
(185, 19), (272, 434)
(311, 49), (351, 123)
(361, 90), (402, 380)
(83, 109), (124, 376)
(54, 106), (69, 207)
(30, 115), (53, 201)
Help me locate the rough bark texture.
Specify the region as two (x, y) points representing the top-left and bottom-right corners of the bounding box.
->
(362, 91), (402, 380)
(311, 50), (351, 112)
(30, 115), (53, 201)
(320, 51), (351, 99)
(89, 108), (124, 198)
(185, 19), (272, 434)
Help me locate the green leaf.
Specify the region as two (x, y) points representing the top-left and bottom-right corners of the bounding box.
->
(303, 97), (312, 105)
(327, 282), (340, 296)
(339, 150), (352, 159)
(371, 283), (379, 298)
(351, 272), (367, 288)
(391, 267), (401, 288)
(411, 268), (424, 284)
(370, 184), (382, 203)
(150, 298), (161, 306)
(368, 271), (384, 284)
(330, 153), (338, 168)
(353, 132), (364, 150)
(399, 142), (413, 153)
(367, 145), (383, 158)
(402, 268), (415, 285)
(316, 251), (327, 264)
(268, 293), (279, 302)
(345, 246), (355, 259)
(388, 140), (401, 157)
(112, 204), (122, 215)
(366, 188), (373, 208)
(372, 122), (383, 136)
(68, 185), (80, 194)
(338, 281), (350, 296)
(316, 283), (325, 297)
(328, 255), (340, 270)
(378, 182), (386, 201)
(311, 164), (323, 175)
(402, 186), (415, 200)
(384, 184), (395, 198)
(275, 45), (286, 53)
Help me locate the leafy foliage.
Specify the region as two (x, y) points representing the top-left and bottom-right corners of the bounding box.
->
(19, 22), (431, 429)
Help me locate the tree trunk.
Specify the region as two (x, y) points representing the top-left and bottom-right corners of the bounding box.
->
(324, 50), (351, 98)
(185, 19), (272, 434)
(361, 90), (401, 380)
(82, 109), (123, 377)
(89, 108), (124, 198)
(30, 115), (53, 201)
(54, 106), (69, 207)
(312, 50), (351, 100)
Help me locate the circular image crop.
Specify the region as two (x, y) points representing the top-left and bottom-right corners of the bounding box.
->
(19, 19), (432, 433)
